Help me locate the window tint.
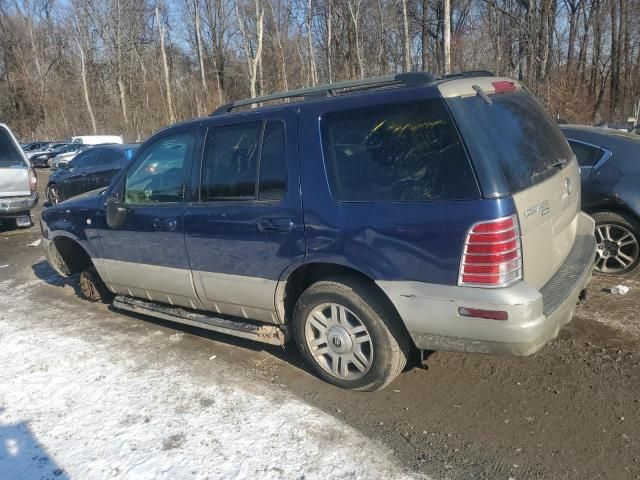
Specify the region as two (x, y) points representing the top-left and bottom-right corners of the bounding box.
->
(258, 122), (286, 201)
(124, 133), (191, 204)
(447, 90), (574, 192)
(321, 99), (478, 202)
(568, 140), (603, 167)
(71, 150), (98, 168)
(98, 149), (123, 165)
(201, 123), (261, 200)
(0, 128), (25, 168)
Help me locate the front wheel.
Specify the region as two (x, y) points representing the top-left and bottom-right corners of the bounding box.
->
(593, 211), (640, 277)
(79, 268), (113, 303)
(293, 276), (410, 391)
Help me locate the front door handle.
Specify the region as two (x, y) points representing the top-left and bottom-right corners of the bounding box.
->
(152, 218), (178, 232)
(258, 217), (294, 233)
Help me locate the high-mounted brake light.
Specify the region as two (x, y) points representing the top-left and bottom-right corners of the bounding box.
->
(492, 81), (516, 93)
(458, 215), (522, 288)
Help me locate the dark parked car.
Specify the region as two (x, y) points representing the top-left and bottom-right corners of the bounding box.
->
(22, 141), (50, 152)
(561, 125), (640, 276)
(28, 143), (70, 167)
(46, 144), (138, 204)
(41, 73), (594, 391)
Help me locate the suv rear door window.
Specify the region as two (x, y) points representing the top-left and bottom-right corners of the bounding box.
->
(258, 121), (287, 201)
(0, 128), (25, 169)
(201, 120), (287, 202)
(320, 99), (478, 202)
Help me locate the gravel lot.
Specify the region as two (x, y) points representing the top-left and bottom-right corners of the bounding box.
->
(1, 171), (639, 479)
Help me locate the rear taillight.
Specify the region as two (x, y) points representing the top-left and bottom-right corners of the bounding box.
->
(28, 168), (37, 193)
(459, 215), (522, 287)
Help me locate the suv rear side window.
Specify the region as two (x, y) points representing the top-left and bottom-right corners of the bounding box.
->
(320, 99), (478, 202)
(0, 128), (25, 169)
(201, 120), (287, 201)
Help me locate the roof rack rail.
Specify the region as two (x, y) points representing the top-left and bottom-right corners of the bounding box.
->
(443, 70), (495, 79)
(210, 72), (437, 116)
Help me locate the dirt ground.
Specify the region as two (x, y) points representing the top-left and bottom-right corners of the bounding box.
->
(1, 171), (639, 479)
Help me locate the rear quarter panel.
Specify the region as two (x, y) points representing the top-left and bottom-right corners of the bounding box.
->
(298, 88), (516, 285)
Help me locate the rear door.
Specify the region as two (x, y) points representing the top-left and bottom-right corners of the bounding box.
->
(0, 125), (30, 198)
(184, 109), (304, 324)
(443, 79), (581, 289)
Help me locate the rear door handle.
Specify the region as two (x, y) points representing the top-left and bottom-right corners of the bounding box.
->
(258, 217), (294, 233)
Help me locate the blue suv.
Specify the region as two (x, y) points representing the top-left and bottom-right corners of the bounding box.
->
(41, 73), (596, 390)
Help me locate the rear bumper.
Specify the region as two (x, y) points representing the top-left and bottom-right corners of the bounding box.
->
(0, 193), (38, 216)
(378, 212), (596, 356)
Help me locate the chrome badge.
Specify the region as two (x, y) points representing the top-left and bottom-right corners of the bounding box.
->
(524, 200), (550, 218)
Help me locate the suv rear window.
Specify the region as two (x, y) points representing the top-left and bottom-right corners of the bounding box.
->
(0, 127), (26, 169)
(447, 89), (573, 193)
(320, 99), (479, 202)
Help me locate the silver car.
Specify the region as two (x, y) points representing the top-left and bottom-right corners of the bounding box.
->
(0, 123), (38, 228)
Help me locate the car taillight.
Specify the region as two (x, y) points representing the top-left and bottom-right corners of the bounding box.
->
(459, 215), (522, 287)
(28, 168), (37, 193)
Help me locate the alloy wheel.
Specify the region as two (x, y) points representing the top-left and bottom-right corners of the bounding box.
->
(304, 303), (373, 380)
(595, 223), (639, 274)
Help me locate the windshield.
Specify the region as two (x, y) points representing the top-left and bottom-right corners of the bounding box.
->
(0, 128), (26, 168)
(446, 89), (574, 193)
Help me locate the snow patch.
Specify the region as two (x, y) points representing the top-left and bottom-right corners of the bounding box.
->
(0, 273), (425, 479)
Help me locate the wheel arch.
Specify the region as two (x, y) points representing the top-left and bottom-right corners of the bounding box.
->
(275, 260), (412, 346)
(48, 235), (94, 277)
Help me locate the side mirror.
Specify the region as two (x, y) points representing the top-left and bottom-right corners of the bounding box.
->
(106, 196), (128, 229)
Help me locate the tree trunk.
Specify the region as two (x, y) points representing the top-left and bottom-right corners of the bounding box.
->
(421, 0), (429, 71)
(443, 0), (451, 74)
(156, 6), (175, 124)
(401, 0), (411, 72)
(194, 0), (208, 111)
(78, 40), (97, 134)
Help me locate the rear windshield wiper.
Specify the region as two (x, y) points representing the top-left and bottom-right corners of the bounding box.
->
(472, 85), (492, 105)
(530, 158), (568, 181)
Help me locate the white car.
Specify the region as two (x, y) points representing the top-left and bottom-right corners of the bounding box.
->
(68, 135), (123, 145)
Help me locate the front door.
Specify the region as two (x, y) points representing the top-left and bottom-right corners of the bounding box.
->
(96, 127), (202, 309)
(184, 110), (304, 323)
(89, 147), (128, 190)
(62, 149), (99, 198)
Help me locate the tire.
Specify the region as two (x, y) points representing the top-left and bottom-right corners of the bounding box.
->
(79, 268), (113, 303)
(292, 275), (410, 391)
(592, 211), (640, 277)
(46, 184), (62, 204)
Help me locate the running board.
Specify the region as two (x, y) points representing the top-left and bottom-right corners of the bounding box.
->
(113, 296), (289, 346)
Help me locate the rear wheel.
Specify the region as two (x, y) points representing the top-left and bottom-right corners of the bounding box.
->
(292, 276), (410, 391)
(79, 268), (113, 303)
(592, 211), (640, 277)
